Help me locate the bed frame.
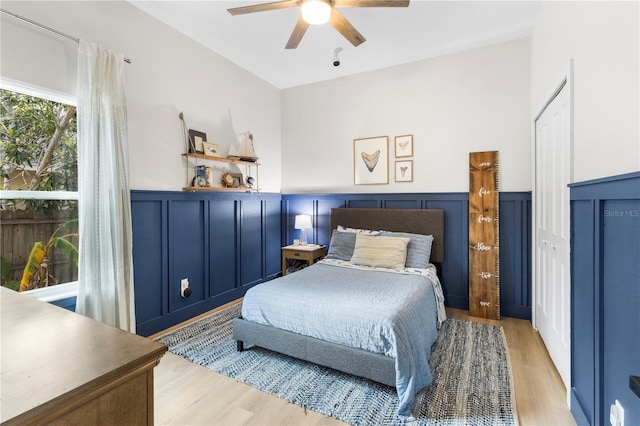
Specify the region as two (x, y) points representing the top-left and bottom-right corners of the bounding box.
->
(233, 208), (445, 387)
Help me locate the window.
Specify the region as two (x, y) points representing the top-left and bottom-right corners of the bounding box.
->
(0, 86), (78, 293)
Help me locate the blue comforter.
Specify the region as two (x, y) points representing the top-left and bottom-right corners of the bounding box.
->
(241, 260), (443, 417)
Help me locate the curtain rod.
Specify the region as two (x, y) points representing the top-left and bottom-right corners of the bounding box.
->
(1, 8), (132, 64)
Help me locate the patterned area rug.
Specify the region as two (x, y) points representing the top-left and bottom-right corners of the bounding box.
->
(157, 303), (518, 425)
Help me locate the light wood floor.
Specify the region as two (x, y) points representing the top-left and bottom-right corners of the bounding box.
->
(153, 305), (576, 425)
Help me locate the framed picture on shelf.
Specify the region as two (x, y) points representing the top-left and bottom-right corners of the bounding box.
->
(230, 173), (244, 188)
(395, 160), (413, 182)
(193, 165), (211, 187)
(353, 136), (389, 185)
(188, 129), (206, 154)
(394, 134), (413, 158)
(202, 142), (222, 157)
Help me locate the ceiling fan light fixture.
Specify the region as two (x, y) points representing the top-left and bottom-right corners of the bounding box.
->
(301, 0), (331, 25)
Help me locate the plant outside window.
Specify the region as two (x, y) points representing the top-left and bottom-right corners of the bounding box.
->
(0, 89), (79, 291)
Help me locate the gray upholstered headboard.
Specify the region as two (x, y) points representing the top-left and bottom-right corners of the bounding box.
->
(329, 208), (444, 264)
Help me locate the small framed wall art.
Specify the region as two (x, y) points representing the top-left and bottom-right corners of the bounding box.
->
(353, 136), (389, 185)
(394, 134), (413, 158)
(194, 165), (211, 187)
(202, 142), (222, 158)
(395, 160), (413, 182)
(188, 129), (206, 154)
(230, 173), (244, 188)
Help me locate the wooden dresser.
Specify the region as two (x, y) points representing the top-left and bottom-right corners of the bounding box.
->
(0, 287), (167, 425)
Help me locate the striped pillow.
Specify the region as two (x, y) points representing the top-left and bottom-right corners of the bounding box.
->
(350, 234), (410, 270)
(379, 231), (434, 268)
(325, 230), (357, 261)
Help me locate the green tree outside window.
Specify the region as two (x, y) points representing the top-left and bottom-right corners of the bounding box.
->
(1, 89), (79, 290)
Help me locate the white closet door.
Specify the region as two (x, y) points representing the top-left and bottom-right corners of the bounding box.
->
(534, 81), (571, 391)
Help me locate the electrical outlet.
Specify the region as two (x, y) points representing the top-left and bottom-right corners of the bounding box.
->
(610, 403), (619, 426)
(610, 400), (625, 426)
(615, 400), (624, 426)
(180, 278), (192, 298)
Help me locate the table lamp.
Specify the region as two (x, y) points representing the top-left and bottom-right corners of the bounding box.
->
(294, 214), (312, 245)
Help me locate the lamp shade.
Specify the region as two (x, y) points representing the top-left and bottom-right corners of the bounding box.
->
(301, 0), (331, 25)
(294, 214), (312, 230)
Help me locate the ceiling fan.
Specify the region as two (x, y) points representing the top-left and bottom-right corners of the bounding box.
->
(227, 0), (410, 49)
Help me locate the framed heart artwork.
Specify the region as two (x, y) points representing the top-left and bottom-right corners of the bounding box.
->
(395, 160), (413, 182)
(353, 136), (389, 185)
(394, 134), (413, 158)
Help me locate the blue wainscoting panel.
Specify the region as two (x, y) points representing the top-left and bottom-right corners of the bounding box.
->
(424, 196), (470, 313)
(168, 199), (207, 313)
(281, 196), (343, 246)
(570, 199), (597, 426)
(347, 199), (381, 209)
(132, 190), (531, 335)
(131, 199), (166, 330)
(570, 172), (640, 426)
(240, 199), (264, 288)
(499, 195), (532, 319)
(602, 199), (640, 426)
(281, 192), (531, 319)
(210, 199), (238, 298)
(382, 199), (422, 210)
(131, 191), (281, 336)
(264, 198), (282, 278)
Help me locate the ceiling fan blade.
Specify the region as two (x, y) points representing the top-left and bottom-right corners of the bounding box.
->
(332, 0), (409, 7)
(285, 16), (310, 49)
(329, 8), (366, 47)
(228, 0), (301, 16)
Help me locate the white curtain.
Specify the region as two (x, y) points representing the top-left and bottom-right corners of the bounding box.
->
(75, 40), (135, 333)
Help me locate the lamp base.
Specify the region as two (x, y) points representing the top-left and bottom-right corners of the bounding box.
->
(300, 229), (307, 245)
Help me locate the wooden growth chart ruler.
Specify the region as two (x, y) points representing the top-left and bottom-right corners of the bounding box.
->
(468, 151), (500, 319)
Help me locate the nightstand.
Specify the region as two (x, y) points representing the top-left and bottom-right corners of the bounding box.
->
(281, 244), (326, 275)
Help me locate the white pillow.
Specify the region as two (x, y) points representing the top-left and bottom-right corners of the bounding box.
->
(337, 225), (380, 235)
(350, 234), (410, 270)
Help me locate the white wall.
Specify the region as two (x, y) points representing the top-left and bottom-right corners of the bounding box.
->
(531, 1), (640, 183)
(4, 2), (635, 194)
(0, 1), (282, 192)
(281, 37), (531, 193)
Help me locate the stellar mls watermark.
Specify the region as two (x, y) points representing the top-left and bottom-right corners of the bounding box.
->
(604, 209), (639, 218)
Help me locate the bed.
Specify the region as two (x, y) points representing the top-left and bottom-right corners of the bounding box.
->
(233, 208), (445, 418)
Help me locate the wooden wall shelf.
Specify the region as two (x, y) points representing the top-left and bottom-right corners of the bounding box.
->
(182, 186), (258, 192)
(182, 152), (260, 167)
(182, 152), (260, 192)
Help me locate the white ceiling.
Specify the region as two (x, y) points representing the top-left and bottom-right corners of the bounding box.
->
(130, 0), (541, 89)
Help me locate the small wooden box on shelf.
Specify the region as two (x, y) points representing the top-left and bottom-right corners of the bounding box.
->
(281, 244), (326, 276)
(182, 153), (260, 192)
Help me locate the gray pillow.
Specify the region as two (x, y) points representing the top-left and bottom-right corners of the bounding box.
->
(325, 230), (357, 261)
(379, 231), (434, 268)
